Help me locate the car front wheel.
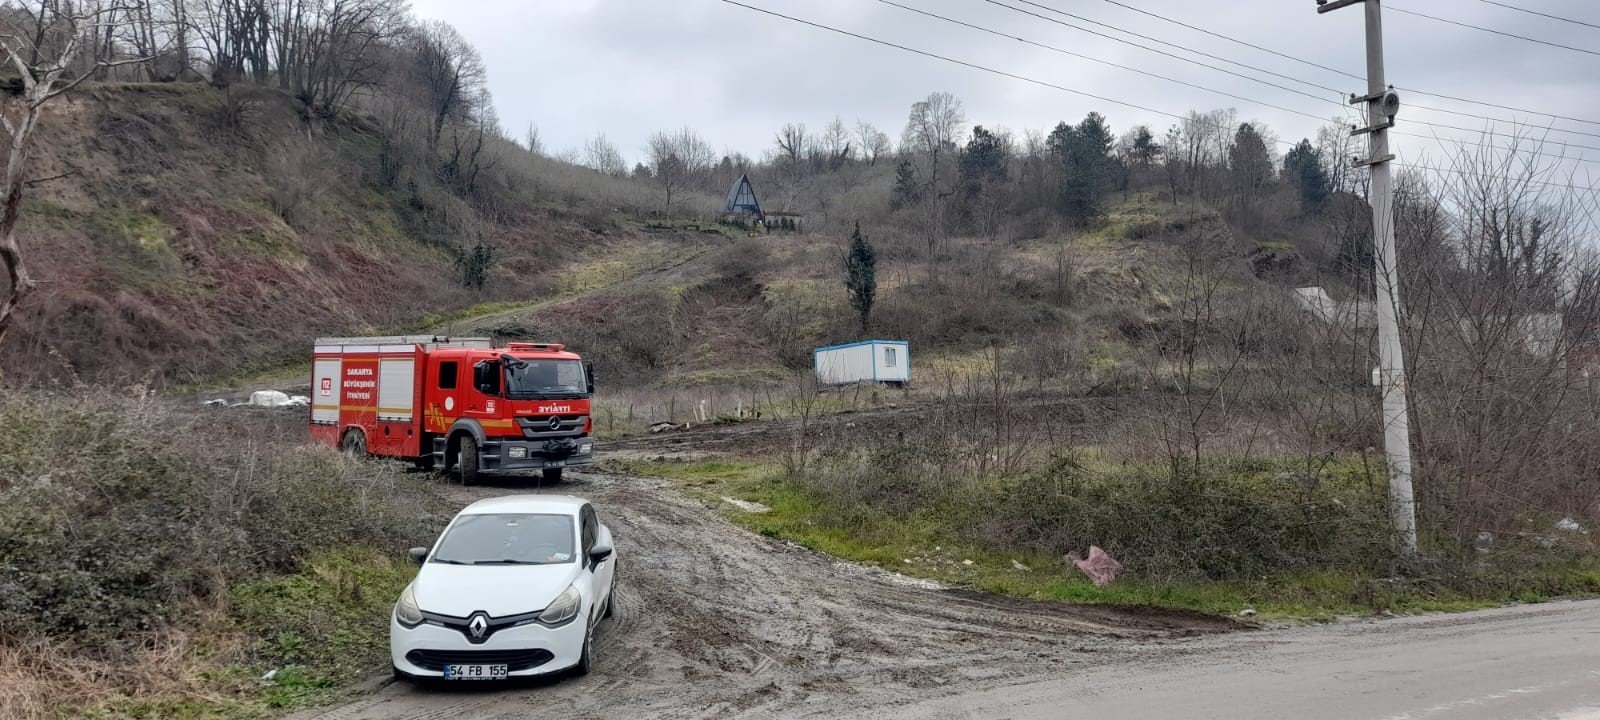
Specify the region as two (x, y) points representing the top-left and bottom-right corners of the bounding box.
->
(572, 619), (593, 676)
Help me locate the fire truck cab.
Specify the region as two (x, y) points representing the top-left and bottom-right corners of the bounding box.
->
(310, 336), (595, 483)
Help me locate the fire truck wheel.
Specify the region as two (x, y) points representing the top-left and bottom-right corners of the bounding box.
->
(340, 429), (367, 456)
(542, 468), (564, 483)
(456, 438), (479, 486)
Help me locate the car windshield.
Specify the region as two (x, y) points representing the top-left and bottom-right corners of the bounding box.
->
(503, 358), (586, 399)
(430, 513), (576, 565)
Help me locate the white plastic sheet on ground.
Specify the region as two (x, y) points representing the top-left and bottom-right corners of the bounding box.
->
(246, 390), (308, 408)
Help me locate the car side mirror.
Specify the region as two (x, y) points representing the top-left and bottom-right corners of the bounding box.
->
(585, 362), (595, 395)
(589, 522), (614, 564)
(589, 539), (613, 565)
(407, 547), (428, 565)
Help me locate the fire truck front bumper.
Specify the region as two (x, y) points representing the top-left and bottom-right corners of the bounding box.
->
(480, 438), (595, 471)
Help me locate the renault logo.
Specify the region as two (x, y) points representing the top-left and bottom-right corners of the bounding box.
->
(548, 416), (563, 431)
(468, 613), (489, 640)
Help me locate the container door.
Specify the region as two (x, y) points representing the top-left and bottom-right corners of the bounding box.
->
(312, 358), (341, 424)
(377, 358), (416, 422)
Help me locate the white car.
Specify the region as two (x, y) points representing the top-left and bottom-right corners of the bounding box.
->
(390, 495), (617, 681)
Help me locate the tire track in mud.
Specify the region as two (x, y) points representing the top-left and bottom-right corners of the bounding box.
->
(292, 470), (1238, 720)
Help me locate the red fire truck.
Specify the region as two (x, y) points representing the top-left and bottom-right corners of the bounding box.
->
(309, 336), (594, 483)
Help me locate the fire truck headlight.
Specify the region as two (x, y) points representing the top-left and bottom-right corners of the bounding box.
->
(577, 442), (593, 455)
(507, 446), (527, 459)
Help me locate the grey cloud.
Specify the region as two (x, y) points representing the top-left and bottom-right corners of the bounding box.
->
(414, 0), (1600, 168)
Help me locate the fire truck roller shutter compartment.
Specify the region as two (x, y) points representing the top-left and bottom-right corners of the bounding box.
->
(312, 358), (342, 424)
(377, 356), (416, 422)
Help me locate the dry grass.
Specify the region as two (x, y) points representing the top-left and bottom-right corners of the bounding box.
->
(0, 390), (443, 717)
(0, 616), (249, 720)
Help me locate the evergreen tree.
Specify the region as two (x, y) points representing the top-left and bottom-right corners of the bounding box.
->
(1228, 123), (1274, 198)
(1048, 112), (1116, 223)
(1129, 125), (1161, 169)
(457, 240), (495, 290)
(843, 221), (877, 333)
(890, 158), (920, 210)
(959, 125), (1009, 188)
(1282, 138), (1330, 211)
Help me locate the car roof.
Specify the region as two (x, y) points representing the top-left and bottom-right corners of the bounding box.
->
(459, 494), (589, 516)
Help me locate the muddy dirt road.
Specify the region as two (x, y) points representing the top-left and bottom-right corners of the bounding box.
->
(292, 469), (1233, 720)
(293, 468), (1600, 719)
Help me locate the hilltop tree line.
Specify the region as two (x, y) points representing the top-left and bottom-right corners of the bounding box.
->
(593, 90), (1352, 247)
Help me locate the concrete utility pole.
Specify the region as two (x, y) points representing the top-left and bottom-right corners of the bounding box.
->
(1317, 0), (1418, 557)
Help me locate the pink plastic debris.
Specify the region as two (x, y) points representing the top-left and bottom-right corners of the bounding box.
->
(1066, 546), (1123, 587)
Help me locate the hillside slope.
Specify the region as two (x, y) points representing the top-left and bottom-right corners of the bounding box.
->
(3, 84), (1300, 395)
(2, 83), (686, 386)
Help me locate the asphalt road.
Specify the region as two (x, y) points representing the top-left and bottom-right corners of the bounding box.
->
(883, 599), (1600, 720)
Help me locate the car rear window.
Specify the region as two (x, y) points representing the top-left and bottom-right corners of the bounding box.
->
(431, 513), (576, 565)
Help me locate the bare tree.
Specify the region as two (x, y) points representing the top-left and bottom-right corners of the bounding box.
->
(774, 122), (807, 168)
(902, 91), (965, 263)
(902, 91), (964, 195)
(524, 121), (542, 155)
(819, 115), (851, 168)
(583, 132), (625, 176)
(854, 118), (889, 166)
(1317, 116), (1363, 196)
(406, 18), (485, 152)
(441, 102), (498, 193)
(1393, 132), (1600, 538)
(646, 126), (714, 210)
(274, 0), (405, 117)
(0, 1), (151, 347)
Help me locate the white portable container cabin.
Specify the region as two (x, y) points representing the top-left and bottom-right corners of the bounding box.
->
(813, 340), (910, 386)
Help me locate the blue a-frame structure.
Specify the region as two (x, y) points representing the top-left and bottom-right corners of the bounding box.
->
(724, 174), (763, 221)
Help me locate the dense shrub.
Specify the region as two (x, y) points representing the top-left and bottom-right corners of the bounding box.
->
(790, 440), (1394, 582)
(0, 392), (440, 649)
(971, 458), (1393, 581)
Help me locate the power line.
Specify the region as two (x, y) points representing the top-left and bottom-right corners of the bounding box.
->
(1395, 123), (1600, 157)
(886, 0), (1600, 163)
(1388, 4), (1600, 57)
(1475, 0), (1600, 32)
(1401, 86), (1600, 130)
(720, 0), (1600, 196)
(1396, 161), (1600, 196)
(1404, 100), (1600, 140)
(1085, 0), (1600, 131)
(1093, 0), (1362, 81)
(876, 0), (1329, 123)
(977, 0), (1600, 155)
(994, 0), (1345, 95)
(1002, 0), (1600, 143)
(715, 0), (1188, 122)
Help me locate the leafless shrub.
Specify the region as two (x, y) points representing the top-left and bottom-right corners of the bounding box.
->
(1398, 131), (1600, 538)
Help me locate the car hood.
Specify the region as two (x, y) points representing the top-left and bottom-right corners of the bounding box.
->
(413, 563), (581, 618)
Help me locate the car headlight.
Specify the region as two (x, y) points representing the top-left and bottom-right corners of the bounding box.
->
(577, 442), (593, 455)
(538, 585), (581, 626)
(395, 584), (423, 627)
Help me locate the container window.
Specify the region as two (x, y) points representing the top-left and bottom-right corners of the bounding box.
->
(438, 361), (458, 389)
(884, 347), (897, 367)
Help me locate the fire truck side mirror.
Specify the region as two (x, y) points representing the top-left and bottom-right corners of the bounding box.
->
(473, 360), (501, 396)
(585, 362), (595, 395)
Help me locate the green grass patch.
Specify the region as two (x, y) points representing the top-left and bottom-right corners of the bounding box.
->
(621, 456), (1600, 623)
(230, 547), (416, 710)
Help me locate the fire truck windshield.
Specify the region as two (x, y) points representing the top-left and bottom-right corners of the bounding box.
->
(503, 358), (587, 399)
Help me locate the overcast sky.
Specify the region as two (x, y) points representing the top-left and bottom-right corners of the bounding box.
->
(411, 0), (1600, 176)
